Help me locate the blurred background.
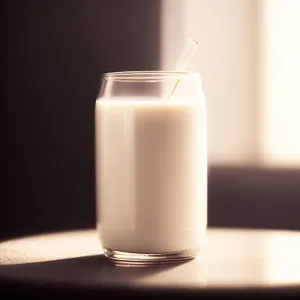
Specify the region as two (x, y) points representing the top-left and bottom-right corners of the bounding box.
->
(1, 0), (300, 240)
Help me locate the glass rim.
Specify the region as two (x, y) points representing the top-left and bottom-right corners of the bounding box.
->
(102, 71), (200, 82)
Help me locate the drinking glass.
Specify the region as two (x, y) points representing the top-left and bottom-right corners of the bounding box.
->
(95, 71), (207, 264)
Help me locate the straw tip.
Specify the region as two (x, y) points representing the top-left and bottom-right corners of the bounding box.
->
(189, 37), (199, 45)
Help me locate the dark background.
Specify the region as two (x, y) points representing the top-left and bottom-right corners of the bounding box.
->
(1, 0), (300, 241)
(1, 0), (160, 240)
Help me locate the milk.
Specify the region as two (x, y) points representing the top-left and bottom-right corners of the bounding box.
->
(95, 97), (207, 253)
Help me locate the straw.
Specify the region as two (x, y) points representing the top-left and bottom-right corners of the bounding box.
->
(165, 37), (199, 100)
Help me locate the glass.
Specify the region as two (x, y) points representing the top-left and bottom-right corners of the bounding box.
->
(95, 71), (207, 264)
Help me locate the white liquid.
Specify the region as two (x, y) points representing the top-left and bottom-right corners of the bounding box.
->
(95, 97), (207, 253)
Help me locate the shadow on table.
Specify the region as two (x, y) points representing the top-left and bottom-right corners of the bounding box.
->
(0, 254), (188, 287)
(2, 253), (300, 299)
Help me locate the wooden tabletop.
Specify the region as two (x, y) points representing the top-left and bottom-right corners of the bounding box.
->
(1, 228), (300, 298)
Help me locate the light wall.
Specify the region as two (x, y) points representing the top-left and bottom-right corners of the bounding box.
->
(258, 0), (300, 167)
(161, 0), (300, 167)
(161, 0), (257, 166)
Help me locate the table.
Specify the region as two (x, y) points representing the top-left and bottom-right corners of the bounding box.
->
(1, 228), (300, 298)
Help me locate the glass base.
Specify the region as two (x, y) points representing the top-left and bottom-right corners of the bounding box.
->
(103, 248), (198, 265)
